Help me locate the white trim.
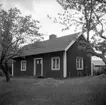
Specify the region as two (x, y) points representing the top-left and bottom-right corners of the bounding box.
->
(65, 40), (75, 51)
(21, 60), (27, 71)
(65, 32), (82, 51)
(34, 58), (43, 76)
(91, 58), (93, 76)
(63, 51), (67, 78)
(12, 60), (14, 76)
(34, 58), (35, 76)
(51, 57), (60, 70)
(76, 57), (84, 70)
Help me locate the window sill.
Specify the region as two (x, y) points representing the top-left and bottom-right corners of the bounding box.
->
(77, 68), (83, 70)
(21, 69), (26, 71)
(51, 69), (60, 70)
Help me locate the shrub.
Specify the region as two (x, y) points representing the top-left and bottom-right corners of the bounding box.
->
(94, 66), (106, 75)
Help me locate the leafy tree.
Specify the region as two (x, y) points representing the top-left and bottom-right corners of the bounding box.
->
(0, 5), (41, 81)
(55, 0), (106, 64)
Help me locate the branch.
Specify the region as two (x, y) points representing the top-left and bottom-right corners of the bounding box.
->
(93, 9), (106, 39)
(78, 39), (106, 61)
(95, 0), (106, 4)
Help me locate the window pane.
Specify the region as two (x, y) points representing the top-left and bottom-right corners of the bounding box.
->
(76, 58), (79, 68)
(80, 58), (82, 68)
(56, 58), (59, 69)
(37, 60), (39, 64)
(76, 61), (79, 68)
(23, 62), (26, 69)
(53, 59), (55, 69)
(22, 62), (24, 69)
(22, 61), (26, 70)
(81, 58), (83, 68)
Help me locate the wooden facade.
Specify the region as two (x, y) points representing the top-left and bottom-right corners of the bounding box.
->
(14, 51), (64, 78)
(67, 36), (91, 77)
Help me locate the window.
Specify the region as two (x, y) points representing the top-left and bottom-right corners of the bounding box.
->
(76, 57), (83, 70)
(21, 60), (26, 71)
(51, 57), (60, 70)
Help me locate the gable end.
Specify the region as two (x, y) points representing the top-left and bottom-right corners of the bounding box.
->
(65, 33), (83, 51)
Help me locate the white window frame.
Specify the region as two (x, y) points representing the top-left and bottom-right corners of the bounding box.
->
(51, 57), (60, 70)
(76, 57), (83, 70)
(21, 60), (26, 71)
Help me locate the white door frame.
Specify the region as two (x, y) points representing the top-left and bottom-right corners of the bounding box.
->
(34, 58), (43, 76)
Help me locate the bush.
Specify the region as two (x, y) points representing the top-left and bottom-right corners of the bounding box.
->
(94, 67), (106, 75)
(103, 69), (106, 74)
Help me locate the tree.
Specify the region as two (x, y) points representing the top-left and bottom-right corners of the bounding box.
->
(0, 5), (41, 81)
(55, 0), (106, 64)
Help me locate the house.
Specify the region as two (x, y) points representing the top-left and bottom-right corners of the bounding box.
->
(12, 33), (92, 78)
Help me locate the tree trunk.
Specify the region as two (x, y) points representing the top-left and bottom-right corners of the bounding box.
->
(5, 70), (10, 82)
(1, 63), (10, 82)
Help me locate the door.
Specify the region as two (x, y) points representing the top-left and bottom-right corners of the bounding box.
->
(35, 58), (43, 77)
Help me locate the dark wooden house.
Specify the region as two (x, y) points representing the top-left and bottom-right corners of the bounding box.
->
(13, 33), (92, 78)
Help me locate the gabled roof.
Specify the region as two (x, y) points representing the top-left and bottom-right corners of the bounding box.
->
(20, 32), (81, 56)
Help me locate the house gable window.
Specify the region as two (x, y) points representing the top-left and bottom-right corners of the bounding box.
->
(76, 57), (83, 70)
(21, 60), (26, 71)
(51, 57), (60, 70)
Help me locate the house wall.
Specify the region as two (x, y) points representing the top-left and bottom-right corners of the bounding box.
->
(13, 51), (63, 78)
(14, 56), (34, 76)
(43, 51), (63, 78)
(67, 35), (91, 77)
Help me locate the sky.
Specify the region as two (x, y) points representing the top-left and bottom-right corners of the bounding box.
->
(0, 0), (103, 60)
(0, 0), (78, 39)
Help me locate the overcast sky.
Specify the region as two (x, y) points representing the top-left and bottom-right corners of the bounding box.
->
(0, 0), (78, 39)
(1, 0), (102, 60)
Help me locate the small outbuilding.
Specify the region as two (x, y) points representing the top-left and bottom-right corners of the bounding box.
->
(92, 60), (105, 75)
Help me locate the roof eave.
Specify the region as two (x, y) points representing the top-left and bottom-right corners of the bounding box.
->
(14, 50), (65, 58)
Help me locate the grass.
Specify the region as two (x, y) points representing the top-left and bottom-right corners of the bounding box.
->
(0, 75), (106, 105)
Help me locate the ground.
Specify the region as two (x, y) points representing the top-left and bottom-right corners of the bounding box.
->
(0, 75), (106, 105)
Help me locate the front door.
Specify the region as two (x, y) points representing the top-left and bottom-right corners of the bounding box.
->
(35, 58), (43, 77)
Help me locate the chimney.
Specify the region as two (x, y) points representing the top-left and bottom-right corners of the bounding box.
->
(49, 34), (57, 40)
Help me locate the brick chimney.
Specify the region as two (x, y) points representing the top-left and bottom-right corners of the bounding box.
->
(49, 34), (57, 40)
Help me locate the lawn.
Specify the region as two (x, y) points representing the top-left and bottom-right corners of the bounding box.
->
(0, 75), (106, 105)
